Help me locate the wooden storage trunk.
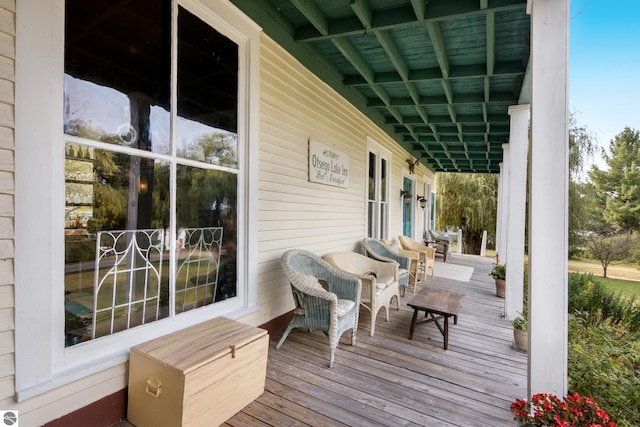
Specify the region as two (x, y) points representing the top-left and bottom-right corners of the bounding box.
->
(127, 317), (268, 427)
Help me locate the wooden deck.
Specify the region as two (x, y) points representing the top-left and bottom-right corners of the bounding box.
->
(117, 254), (526, 427)
(228, 254), (526, 427)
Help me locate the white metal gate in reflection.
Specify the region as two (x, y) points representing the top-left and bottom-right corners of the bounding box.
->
(175, 227), (224, 313)
(92, 227), (224, 339)
(92, 229), (165, 339)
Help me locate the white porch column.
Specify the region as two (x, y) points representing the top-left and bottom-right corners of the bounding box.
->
(504, 104), (529, 320)
(498, 148), (510, 266)
(495, 162), (504, 260)
(528, 0), (569, 397)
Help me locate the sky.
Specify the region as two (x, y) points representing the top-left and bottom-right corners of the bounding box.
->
(569, 0), (640, 169)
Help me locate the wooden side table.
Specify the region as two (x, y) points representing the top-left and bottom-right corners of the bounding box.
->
(407, 287), (465, 350)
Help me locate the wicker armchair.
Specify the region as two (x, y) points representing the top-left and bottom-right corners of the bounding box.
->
(323, 251), (400, 337)
(427, 230), (452, 262)
(381, 238), (422, 293)
(398, 235), (436, 290)
(278, 249), (362, 367)
(361, 238), (413, 297)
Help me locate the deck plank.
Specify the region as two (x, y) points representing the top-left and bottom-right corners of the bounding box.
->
(117, 254), (526, 427)
(235, 254), (526, 427)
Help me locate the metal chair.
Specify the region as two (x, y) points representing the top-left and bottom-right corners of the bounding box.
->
(278, 249), (361, 367)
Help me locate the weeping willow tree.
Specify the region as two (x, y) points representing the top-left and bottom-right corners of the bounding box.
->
(435, 173), (499, 254)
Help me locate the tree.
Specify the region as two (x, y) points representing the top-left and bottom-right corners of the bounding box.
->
(435, 173), (498, 254)
(588, 127), (640, 233)
(568, 112), (597, 256)
(584, 233), (636, 278)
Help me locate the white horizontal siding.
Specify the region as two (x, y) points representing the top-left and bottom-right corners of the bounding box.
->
(4, 8), (435, 423)
(241, 34), (434, 328)
(0, 0), (13, 414)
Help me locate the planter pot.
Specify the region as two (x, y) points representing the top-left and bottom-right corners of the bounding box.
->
(514, 328), (528, 352)
(495, 278), (505, 298)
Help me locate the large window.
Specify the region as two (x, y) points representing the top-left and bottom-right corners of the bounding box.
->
(15, 0), (259, 397)
(63, 1), (241, 347)
(366, 139), (390, 239)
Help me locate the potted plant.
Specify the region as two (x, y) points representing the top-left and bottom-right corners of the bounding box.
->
(489, 263), (506, 298)
(512, 313), (528, 352)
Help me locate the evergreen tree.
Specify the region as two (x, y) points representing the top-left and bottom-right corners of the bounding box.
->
(588, 127), (640, 233)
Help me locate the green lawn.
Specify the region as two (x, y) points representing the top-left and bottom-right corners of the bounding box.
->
(568, 258), (640, 302)
(598, 276), (639, 302)
(477, 247), (640, 302)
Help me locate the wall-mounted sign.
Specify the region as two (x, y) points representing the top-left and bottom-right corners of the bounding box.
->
(308, 138), (349, 188)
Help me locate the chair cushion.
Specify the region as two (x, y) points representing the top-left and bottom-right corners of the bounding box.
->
(336, 299), (356, 317)
(376, 275), (395, 290)
(388, 241), (401, 253)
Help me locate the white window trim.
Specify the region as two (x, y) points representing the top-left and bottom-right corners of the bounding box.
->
(14, 0), (260, 401)
(365, 137), (391, 239)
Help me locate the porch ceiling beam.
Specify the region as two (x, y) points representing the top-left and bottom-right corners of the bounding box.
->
(368, 91), (517, 107)
(331, 37), (391, 106)
(486, 11), (496, 76)
(405, 135), (506, 144)
(391, 114), (509, 125)
(375, 30), (408, 82)
(347, 5), (423, 149)
(411, 0), (426, 20)
(290, 0), (329, 36)
(343, 60), (525, 86)
(350, 0), (373, 30)
(400, 123), (509, 134)
(427, 21), (450, 79)
(425, 20), (460, 138)
(294, 0), (527, 42)
(484, 10), (496, 129)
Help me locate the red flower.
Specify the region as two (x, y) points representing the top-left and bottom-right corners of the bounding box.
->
(511, 392), (616, 427)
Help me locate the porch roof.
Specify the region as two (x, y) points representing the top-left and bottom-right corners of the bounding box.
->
(230, 0), (531, 173)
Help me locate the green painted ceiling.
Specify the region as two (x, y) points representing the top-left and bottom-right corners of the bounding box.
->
(230, 0), (531, 173)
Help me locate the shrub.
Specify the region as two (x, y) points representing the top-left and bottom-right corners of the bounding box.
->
(568, 273), (640, 333)
(65, 236), (97, 263)
(568, 313), (640, 426)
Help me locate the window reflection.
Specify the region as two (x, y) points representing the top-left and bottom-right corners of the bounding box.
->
(64, 147), (171, 346)
(64, 0), (171, 155)
(176, 7), (238, 168)
(63, 1), (241, 347)
(176, 166), (238, 306)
